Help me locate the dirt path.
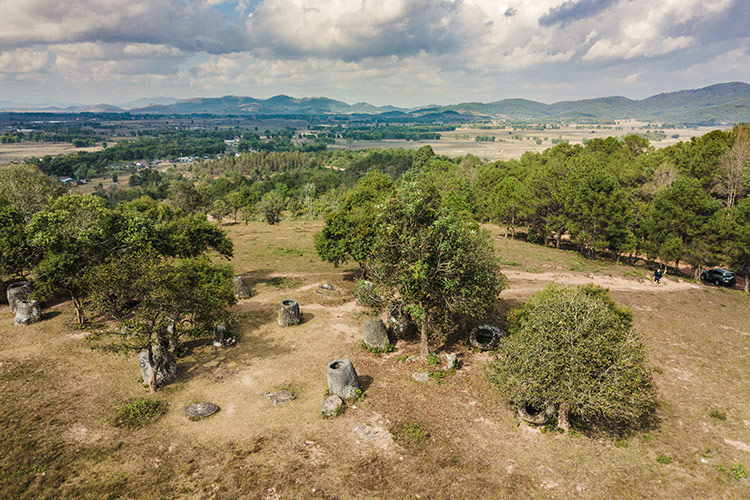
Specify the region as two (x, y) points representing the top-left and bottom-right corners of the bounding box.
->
(501, 269), (699, 296)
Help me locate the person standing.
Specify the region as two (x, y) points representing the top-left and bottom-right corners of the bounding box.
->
(654, 268), (663, 285)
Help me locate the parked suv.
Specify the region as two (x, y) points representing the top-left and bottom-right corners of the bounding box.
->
(700, 268), (736, 287)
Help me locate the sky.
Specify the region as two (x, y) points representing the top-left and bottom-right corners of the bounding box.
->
(0, 0), (749, 107)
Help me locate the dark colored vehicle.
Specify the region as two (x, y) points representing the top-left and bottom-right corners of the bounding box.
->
(700, 268), (736, 287)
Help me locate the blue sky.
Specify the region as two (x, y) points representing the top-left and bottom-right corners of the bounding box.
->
(0, 0), (748, 107)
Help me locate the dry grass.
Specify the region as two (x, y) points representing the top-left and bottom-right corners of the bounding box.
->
(0, 142), (103, 165)
(2, 219), (750, 499)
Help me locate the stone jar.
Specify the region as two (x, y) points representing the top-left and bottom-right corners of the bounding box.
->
(327, 358), (360, 399)
(278, 299), (301, 326)
(7, 281), (31, 313)
(14, 299), (40, 326)
(363, 319), (389, 350)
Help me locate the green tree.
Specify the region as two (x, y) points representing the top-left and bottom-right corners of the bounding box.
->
(490, 284), (656, 432)
(642, 177), (720, 274)
(314, 171), (393, 273)
(368, 184), (505, 357)
(563, 164), (635, 258)
(730, 197), (750, 293)
(27, 194), (114, 323)
(257, 190), (285, 225)
(0, 197), (36, 277)
(490, 176), (531, 238)
(86, 249), (235, 392)
(0, 163), (65, 221)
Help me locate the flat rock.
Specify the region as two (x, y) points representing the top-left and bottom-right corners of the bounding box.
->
(266, 390), (295, 405)
(320, 283), (335, 291)
(412, 372), (430, 382)
(321, 395), (344, 417)
(185, 402), (220, 419)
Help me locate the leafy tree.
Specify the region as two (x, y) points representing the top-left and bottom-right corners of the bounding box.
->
(563, 164), (635, 258)
(27, 194), (115, 323)
(714, 123), (750, 209)
(0, 197), (36, 277)
(490, 284), (656, 432)
(368, 184), (504, 357)
(730, 197), (750, 293)
(642, 177), (720, 274)
(314, 171), (393, 272)
(490, 176), (531, 238)
(0, 163), (65, 221)
(86, 249), (235, 392)
(257, 190), (285, 225)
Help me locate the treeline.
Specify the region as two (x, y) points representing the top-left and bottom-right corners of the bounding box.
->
(27, 125), (750, 289)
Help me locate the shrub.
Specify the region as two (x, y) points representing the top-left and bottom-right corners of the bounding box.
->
(354, 279), (385, 309)
(490, 284), (656, 432)
(114, 398), (168, 428)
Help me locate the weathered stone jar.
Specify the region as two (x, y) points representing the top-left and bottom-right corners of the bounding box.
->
(14, 299), (40, 326)
(327, 358), (360, 399)
(7, 281), (31, 313)
(278, 299), (300, 326)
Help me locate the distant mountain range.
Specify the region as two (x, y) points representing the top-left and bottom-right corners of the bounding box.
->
(3, 82), (749, 125)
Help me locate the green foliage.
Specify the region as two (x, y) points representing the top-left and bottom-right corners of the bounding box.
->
(426, 352), (440, 366)
(717, 462), (746, 480)
(361, 341), (396, 356)
(0, 198), (35, 277)
(258, 190), (285, 225)
(369, 183), (504, 355)
(314, 171), (393, 269)
(656, 454), (672, 465)
(86, 248), (235, 361)
(709, 409), (727, 421)
(0, 163), (65, 221)
(353, 279), (385, 309)
(490, 284), (656, 431)
(391, 423), (431, 447)
(114, 399), (168, 428)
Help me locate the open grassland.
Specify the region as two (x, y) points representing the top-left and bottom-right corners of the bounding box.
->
(0, 142), (103, 165)
(330, 122), (724, 161)
(2, 220), (749, 499)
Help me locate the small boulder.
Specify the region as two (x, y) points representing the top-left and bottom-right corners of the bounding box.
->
(363, 319), (389, 350)
(320, 283), (335, 291)
(321, 395), (344, 417)
(233, 276), (250, 299)
(278, 299), (301, 326)
(138, 341), (178, 388)
(442, 353), (458, 371)
(412, 372), (430, 382)
(266, 390), (295, 405)
(13, 300), (40, 326)
(185, 402), (220, 419)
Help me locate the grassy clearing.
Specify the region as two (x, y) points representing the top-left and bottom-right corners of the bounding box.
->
(1, 219), (750, 498)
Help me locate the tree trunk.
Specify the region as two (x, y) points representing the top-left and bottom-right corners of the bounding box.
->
(745, 270), (749, 294)
(420, 316), (429, 358)
(558, 403), (570, 432)
(555, 229), (562, 249)
(71, 294), (84, 325)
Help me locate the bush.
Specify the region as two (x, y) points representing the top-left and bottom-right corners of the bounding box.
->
(490, 284), (656, 432)
(354, 279), (385, 309)
(114, 398), (168, 428)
